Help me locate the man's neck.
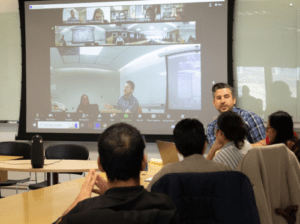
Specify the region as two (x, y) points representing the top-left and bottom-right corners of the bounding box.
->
(124, 93), (132, 99)
(108, 178), (140, 189)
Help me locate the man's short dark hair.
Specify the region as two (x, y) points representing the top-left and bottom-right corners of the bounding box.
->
(173, 118), (206, 157)
(98, 123), (145, 182)
(212, 83), (234, 99)
(126, 81), (135, 91)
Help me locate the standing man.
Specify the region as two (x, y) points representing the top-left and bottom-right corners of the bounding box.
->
(207, 83), (266, 149)
(104, 81), (139, 113)
(60, 35), (66, 47)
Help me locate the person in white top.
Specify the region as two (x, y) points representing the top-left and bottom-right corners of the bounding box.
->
(206, 111), (252, 169)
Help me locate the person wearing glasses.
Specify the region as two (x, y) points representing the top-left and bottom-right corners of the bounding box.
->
(266, 111), (299, 162)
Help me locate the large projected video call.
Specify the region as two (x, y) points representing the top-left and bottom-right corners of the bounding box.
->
(24, 0), (228, 135)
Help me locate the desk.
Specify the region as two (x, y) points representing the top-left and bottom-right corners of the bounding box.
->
(0, 156), (23, 161)
(0, 160), (99, 185)
(0, 156), (23, 182)
(0, 162), (163, 224)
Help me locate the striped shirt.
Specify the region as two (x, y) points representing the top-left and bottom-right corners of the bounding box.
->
(207, 107), (266, 147)
(213, 141), (249, 169)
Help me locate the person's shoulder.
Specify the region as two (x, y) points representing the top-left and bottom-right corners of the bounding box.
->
(235, 107), (263, 120)
(234, 107), (257, 116)
(210, 154), (233, 170)
(131, 95), (139, 103)
(76, 196), (102, 212)
(155, 162), (180, 175)
(207, 119), (217, 128)
(145, 188), (174, 204)
(118, 95), (125, 101)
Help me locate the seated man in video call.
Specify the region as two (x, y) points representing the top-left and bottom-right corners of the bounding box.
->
(66, 9), (80, 23)
(104, 81), (140, 113)
(207, 82), (266, 151)
(55, 123), (178, 224)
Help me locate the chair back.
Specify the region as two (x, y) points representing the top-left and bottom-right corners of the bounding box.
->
(45, 144), (89, 160)
(0, 142), (31, 159)
(235, 144), (300, 224)
(151, 171), (260, 224)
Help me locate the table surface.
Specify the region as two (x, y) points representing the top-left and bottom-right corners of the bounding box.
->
(0, 161), (163, 224)
(0, 155), (23, 161)
(0, 160), (99, 172)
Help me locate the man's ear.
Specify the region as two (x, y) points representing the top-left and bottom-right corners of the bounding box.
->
(213, 99), (216, 108)
(233, 97), (236, 105)
(141, 155), (147, 171)
(97, 157), (104, 172)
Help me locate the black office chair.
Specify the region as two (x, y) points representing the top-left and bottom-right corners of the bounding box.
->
(0, 142), (32, 197)
(28, 144), (89, 190)
(151, 172), (261, 224)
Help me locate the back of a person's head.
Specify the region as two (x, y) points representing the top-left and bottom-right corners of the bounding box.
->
(269, 111), (295, 145)
(98, 123), (145, 182)
(173, 118), (206, 157)
(217, 111), (247, 149)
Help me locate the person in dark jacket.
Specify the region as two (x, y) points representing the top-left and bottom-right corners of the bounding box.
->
(55, 123), (179, 224)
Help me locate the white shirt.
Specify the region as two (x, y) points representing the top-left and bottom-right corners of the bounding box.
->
(213, 140), (252, 169)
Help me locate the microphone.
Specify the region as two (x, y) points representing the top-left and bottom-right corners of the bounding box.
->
(31, 135), (44, 168)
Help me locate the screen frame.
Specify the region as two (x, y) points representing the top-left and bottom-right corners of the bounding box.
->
(17, 0), (235, 142)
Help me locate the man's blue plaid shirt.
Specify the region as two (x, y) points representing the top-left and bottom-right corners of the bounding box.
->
(116, 94), (139, 113)
(206, 107), (266, 147)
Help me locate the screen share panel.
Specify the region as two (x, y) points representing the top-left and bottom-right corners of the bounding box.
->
(22, 0), (228, 137)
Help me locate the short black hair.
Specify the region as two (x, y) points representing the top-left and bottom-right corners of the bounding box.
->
(217, 111), (246, 149)
(212, 83), (234, 99)
(126, 80), (135, 91)
(98, 123), (145, 182)
(173, 118), (206, 157)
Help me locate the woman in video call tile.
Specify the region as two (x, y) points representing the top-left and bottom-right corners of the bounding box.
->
(76, 94), (94, 114)
(93, 8), (108, 23)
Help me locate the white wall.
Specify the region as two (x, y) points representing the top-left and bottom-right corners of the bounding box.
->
(51, 69), (120, 112)
(119, 50), (166, 106)
(0, 10), (21, 121)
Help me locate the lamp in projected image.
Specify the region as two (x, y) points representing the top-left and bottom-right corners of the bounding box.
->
(80, 47), (103, 55)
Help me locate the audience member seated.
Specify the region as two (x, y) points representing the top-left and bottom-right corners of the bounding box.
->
(267, 110), (299, 162)
(206, 111), (252, 169)
(76, 94), (99, 115)
(55, 123), (179, 224)
(146, 118), (232, 191)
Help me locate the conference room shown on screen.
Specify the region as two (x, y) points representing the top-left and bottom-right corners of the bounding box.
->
(23, 0), (228, 135)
